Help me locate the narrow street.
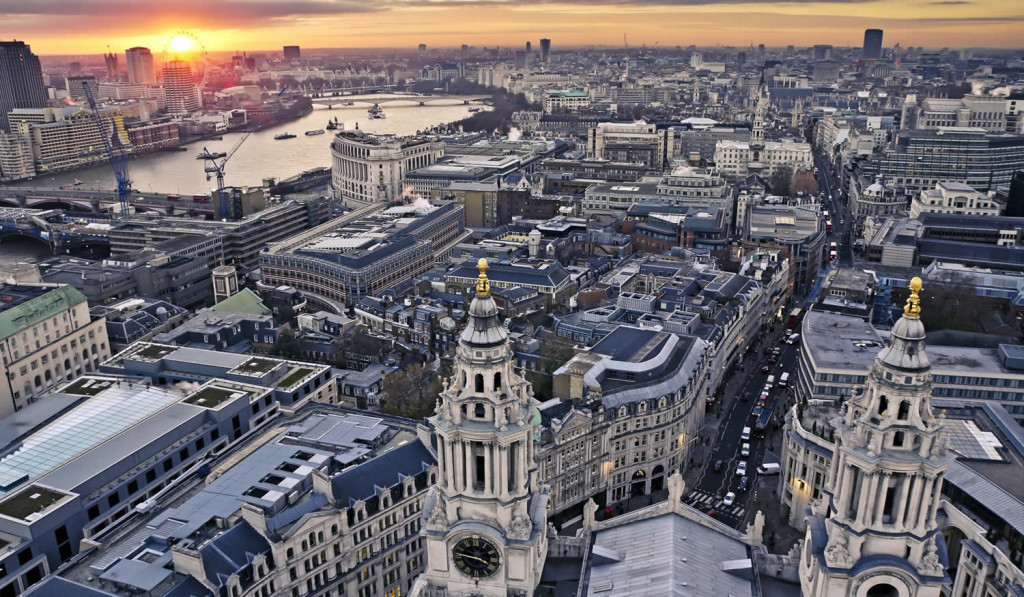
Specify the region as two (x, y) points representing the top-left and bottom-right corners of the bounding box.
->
(683, 326), (801, 530)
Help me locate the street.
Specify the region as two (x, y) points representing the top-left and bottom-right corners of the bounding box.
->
(814, 153), (854, 267)
(684, 327), (801, 530)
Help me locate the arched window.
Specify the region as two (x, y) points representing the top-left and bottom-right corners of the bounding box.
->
(23, 383), (31, 397)
(475, 374), (484, 393)
(82, 349), (89, 362)
(893, 431), (905, 447)
(460, 371), (466, 388)
(877, 395), (888, 415)
(64, 358), (71, 370)
(897, 400), (910, 421)
(494, 372), (502, 391)
(33, 375), (41, 388)
(474, 403), (486, 418)
(331, 524), (339, 536)
(44, 370), (52, 382)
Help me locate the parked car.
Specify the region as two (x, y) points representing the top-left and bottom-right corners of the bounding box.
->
(714, 459), (723, 472)
(736, 461), (747, 476)
(723, 492), (736, 506)
(707, 509), (718, 518)
(738, 476), (750, 492)
(751, 406), (762, 419)
(741, 443), (750, 457)
(757, 398), (767, 408)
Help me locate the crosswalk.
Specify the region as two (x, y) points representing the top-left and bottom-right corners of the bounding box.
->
(683, 488), (746, 519)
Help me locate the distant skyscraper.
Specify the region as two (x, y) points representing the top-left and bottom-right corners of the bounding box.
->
(813, 44), (832, 60)
(0, 40), (46, 133)
(125, 47), (156, 84)
(283, 45), (300, 60)
(162, 60), (198, 113)
(418, 43), (427, 53)
(66, 75), (96, 100)
(863, 28), (883, 60)
(540, 38), (551, 63)
(68, 61), (82, 76)
(104, 52), (118, 81)
(526, 41), (532, 53)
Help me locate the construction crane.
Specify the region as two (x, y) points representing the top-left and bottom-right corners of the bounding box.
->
(200, 86), (287, 220)
(82, 81), (130, 216)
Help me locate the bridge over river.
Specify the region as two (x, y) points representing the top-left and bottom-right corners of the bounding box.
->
(0, 187), (217, 217)
(310, 94), (490, 108)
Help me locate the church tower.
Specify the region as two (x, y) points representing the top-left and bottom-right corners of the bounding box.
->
(748, 69), (768, 174)
(801, 278), (954, 597)
(416, 259), (549, 597)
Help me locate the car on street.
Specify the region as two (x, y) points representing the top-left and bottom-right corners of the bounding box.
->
(707, 509), (718, 518)
(738, 476), (750, 492)
(768, 355), (777, 364)
(757, 398), (767, 408)
(741, 443), (750, 456)
(761, 364), (770, 373)
(751, 406), (762, 418)
(772, 347), (781, 355)
(736, 461), (747, 476)
(714, 459), (723, 472)
(723, 492), (736, 506)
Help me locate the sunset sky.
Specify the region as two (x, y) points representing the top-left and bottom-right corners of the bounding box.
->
(4, 0), (1023, 56)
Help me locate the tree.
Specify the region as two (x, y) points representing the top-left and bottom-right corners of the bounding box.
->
(271, 328), (302, 359)
(538, 336), (576, 374)
(382, 362), (442, 420)
(770, 166), (793, 197)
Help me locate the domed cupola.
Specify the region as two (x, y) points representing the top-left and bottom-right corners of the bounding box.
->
(459, 259), (508, 349)
(876, 277), (930, 372)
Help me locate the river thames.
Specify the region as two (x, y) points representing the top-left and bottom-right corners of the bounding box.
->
(9, 99), (485, 196)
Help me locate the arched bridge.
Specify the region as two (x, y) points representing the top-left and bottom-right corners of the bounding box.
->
(0, 207), (111, 254)
(0, 187), (217, 216)
(310, 94), (491, 107)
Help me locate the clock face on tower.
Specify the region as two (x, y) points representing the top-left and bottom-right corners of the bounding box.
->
(452, 536), (501, 579)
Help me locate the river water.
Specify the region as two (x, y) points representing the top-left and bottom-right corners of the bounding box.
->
(9, 99), (484, 196)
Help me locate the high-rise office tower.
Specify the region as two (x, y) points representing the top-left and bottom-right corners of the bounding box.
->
(104, 52), (118, 80)
(863, 29), (883, 60)
(66, 75), (96, 100)
(418, 43), (427, 53)
(540, 38), (551, 63)
(125, 47), (156, 84)
(813, 44), (832, 60)
(68, 62), (82, 76)
(162, 60), (198, 113)
(0, 40), (46, 133)
(526, 41), (531, 53)
(282, 45), (300, 60)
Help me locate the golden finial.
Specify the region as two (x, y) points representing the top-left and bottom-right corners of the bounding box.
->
(903, 276), (923, 318)
(476, 258), (490, 296)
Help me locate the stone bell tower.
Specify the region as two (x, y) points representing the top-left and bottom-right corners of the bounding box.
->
(415, 259), (549, 597)
(801, 277), (954, 597)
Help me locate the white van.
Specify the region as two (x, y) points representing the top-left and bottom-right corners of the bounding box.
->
(779, 372), (789, 387)
(758, 463), (781, 475)
(787, 333), (800, 345)
(766, 375), (775, 388)
(741, 427), (751, 441)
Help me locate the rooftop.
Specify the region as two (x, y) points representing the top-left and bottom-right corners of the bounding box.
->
(0, 284), (86, 340)
(801, 310), (882, 372)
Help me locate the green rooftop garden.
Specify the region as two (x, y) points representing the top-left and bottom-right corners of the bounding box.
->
(0, 486), (68, 521)
(277, 367), (315, 389)
(184, 386), (239, 408)
(234, 357), (280, 375)
(136, 344), (177, 360)
(62, 378), (110, 396)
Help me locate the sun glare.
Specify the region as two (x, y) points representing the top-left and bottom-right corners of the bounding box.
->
(170, 35), (194, 53)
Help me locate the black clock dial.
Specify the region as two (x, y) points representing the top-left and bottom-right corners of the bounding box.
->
(452, 536), (501, 579)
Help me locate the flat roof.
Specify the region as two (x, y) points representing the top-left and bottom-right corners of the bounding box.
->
(801, 310), (882, 372)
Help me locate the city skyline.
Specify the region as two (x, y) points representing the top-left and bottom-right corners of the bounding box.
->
(5, 0), (1023, 56)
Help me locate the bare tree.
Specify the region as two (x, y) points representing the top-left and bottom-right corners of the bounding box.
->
(382, 363), (442, 420)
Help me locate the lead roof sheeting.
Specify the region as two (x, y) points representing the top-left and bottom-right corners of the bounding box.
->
(944, 461), (1024, 536)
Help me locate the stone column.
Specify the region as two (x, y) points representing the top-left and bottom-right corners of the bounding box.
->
(913, 476), (935, 532)
(483, 441), (492, 495)
(857, 472), (878, 527)
(905, 474), (926, 532)
(873, 472), (890, 525)
(464, 440), (473, 493)
(837, 464), (856, 520)
(927, 474), (944, 527)
(447, 438), (458, 490)
(893, 475), (912, 530)
(497, 444), (507, 500)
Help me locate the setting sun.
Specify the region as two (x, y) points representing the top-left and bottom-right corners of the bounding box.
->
(169, 35), (194, 53)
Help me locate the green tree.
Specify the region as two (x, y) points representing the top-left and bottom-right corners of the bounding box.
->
(539, 336), (576, 374)
(770, 166), (794, 197)
(271, 328), (302, 359)
(382, 362), (442, 420)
